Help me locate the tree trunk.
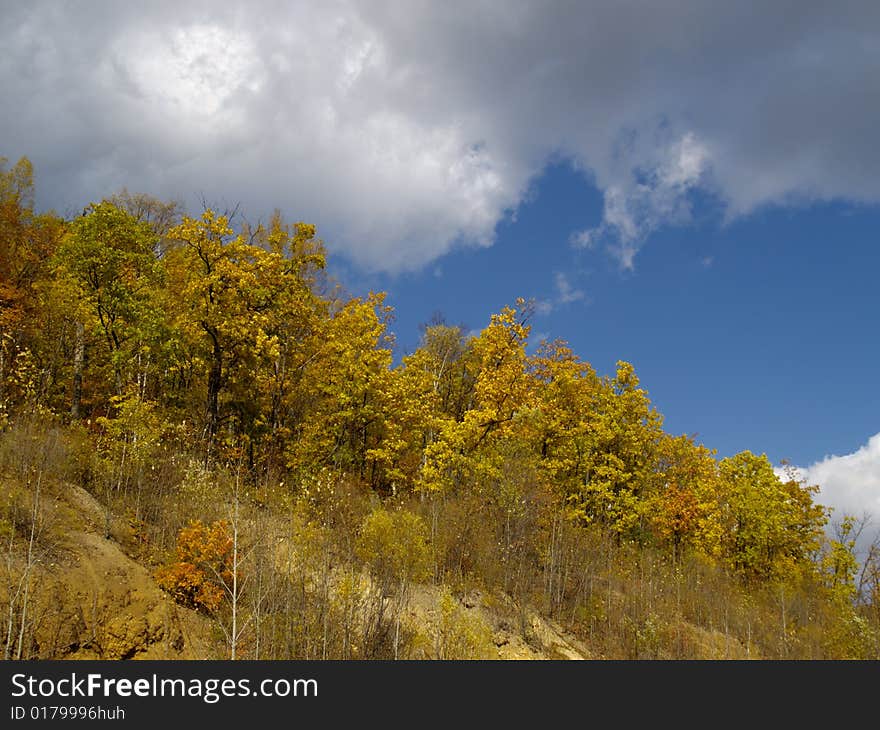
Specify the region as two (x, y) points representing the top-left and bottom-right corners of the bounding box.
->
(16, 470), (41, 659)
(205, 327), (222, 446)
(71, 321), (84, 418)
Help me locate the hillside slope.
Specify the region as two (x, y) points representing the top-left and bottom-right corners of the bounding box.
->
(3, 479), (760, 661)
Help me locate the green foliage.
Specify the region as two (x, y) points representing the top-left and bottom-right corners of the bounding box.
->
(52, 202), (163, 387)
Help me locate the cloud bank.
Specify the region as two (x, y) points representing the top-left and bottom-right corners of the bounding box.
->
(4, 1), (880, 271)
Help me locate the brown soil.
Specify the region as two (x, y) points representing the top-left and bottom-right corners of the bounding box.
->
(9, 483), (212, 660)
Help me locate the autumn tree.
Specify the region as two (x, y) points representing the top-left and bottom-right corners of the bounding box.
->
(717, 451), (827, 582)
(163, 209), (326, 458)
(50, 201), (163, 411)
(368, 322), (472, 493)
(356, 507), (432, 658)
(644, 433), (723, 560)
(290, 292), (393, 485)
(529, 349), (663, 538)
(418, 299), (533, 494)
(106, 188), (183, 256)
(526, 339), (601, 505)
(156, 518), (235, 613)
(95, 387), (170, 536)
(245, 212), (327, 473)
(0, 157), (63, 420)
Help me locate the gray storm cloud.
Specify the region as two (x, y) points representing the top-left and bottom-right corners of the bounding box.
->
(4, 1), (880, 272)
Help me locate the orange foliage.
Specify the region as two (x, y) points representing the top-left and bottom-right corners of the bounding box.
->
(652, 483), (702, 547)
(155, 520), (235, 612)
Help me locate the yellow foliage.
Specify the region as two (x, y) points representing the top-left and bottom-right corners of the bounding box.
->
(356, 507), (433, 585)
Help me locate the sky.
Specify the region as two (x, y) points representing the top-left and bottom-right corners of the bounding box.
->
(3, 1), (879, 551)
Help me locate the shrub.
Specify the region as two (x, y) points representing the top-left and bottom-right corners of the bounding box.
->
(155, 519), (234, 612)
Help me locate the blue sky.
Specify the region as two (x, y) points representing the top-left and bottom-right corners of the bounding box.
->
(342, 160), (880, 471)
(3, 1), (879, 542)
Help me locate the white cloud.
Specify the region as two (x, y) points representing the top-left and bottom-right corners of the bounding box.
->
(535, 272), (587, 315)
(530, 331), (550, 347)
(554, 272), (585, 304)
(572, 132), (711, 269)
(534, 300), (554, 316)
(778, 432), (880, 558)
(4, 2), (880, 273)
(568, 229), (596, 249)
(116, 25), (265, 119)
